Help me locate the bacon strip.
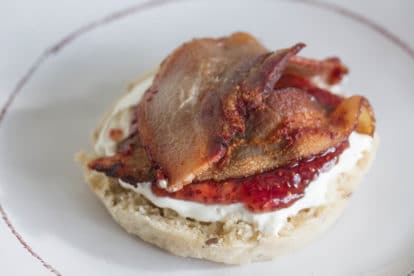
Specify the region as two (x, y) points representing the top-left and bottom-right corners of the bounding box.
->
(138, 33), (304, 191)
(89, 32), (375, 192)
(88, 133), (153, 184)
(286, 56), (349, 85)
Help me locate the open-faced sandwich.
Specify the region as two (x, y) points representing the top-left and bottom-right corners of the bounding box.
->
(77, 32), (377, 264)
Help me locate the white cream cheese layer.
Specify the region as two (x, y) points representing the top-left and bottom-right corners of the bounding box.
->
(95, 74), (373, 235)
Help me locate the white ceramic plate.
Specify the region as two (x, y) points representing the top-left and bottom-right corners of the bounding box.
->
(1, 0), (414, 275)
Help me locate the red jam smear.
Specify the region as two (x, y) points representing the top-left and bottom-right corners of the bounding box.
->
(152, 141), (349, 213)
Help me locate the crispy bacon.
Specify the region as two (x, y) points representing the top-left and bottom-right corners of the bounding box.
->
(138, 33), (304, 191)
(276, 74), (343, 109)
(286, 56), (349, 85)
(89, 128), (153, 183)
(89, 32), (375, 193)
(89, 104), (154, 183)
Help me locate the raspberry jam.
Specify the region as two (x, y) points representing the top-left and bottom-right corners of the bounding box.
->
(152, 140), (349, 213)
